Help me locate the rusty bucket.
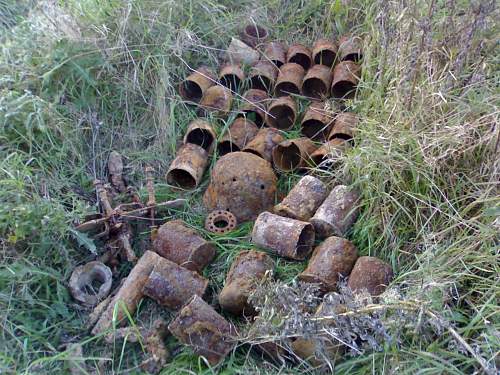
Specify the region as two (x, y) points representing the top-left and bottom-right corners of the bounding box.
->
(240, 23), (269, 48)
(272, 137), (317, 172)
(219, 64), (245, 91)
(302, 65), (333, 100)
(183, 119), (217, 154)
(166, 143), (208, 189)
(242, 127), (284, 162)
(265, 96), (297, 130)
(261, 41), (287, 68)
(249, 60), (278, 92)
(179, 66), (216, 103)
(218, 118), (259, 156)
(237, 89), (269, 127)
(328, 112), (358, 141)
(301, 101), (336, 141)
(347, 256), (393, 296)
(312, 39), (338, 68)
(275, 63), (305, 97)
(331, 61), (361, 99)
(338, 35), (363, 62)
(287, 43), (313, 70)
(197, 85), (233, 117)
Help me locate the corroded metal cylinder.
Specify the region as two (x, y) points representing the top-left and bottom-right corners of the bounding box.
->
(301, 101), (336, 141)
(265, 96), (297, 130)
(347, 256), (393, 296)
(203, 152), (277, 222)
(274, 63), (305, 97)
(310, 185), (360, 238)
(272, 137), (317, 172)
(338, 35), (363, 62)
(153, 219), (215, 272)
(287, 43), (312, 70)
(218, 118), (259, 156)
(197, 85), (233, 117)
(249, 60), (278, 92)
(312, 39), (338, 68)
(168, 295), (236, 365)
(179, 66), (216, 103)
(143, 256), (208, 310)
(183, 119), (217, 154)
(328, 112), (358, 141)
(242, 128), (285, 162)
(299, 236), (358, 292)
(69, 261), (112, 306)
(310, 139), (348, 169)
(219, 250), (274, 315)
(218, 64), (245, 91)
(252, 211), (315, 260)
(274, 175), (327, 221)
(262, 41), (287, 67)
(239, 23), (269, 48)
(166, 144), (208, 189)
(302, 65), (333, 100)
(331, 61), (361, 99)
(237, 89), (269, 127)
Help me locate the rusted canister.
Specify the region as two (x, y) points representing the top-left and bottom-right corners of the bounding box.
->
(274, 175), (328, 221)
(218, 64), (245, 91)
(299, 236), (358, 292)
(287, 43), (313, 70)
(310, 185), (360, 238)
(242, 128), (285, 162)
(168, 295), (236, 365)
(179, 66), (216, 103)
(239, 23), (269, 48)
(153, 219), (215, 272)
(183, 119), (217, 154)
(237, 89), (269, 127)
(143, 257), (208, 310)
(310, 139), (348, 168)
(166, 144), (208, 190)
(328, 112), (358, 141)
(331, 61), (361, 99)
(272, 137), (317, 172)
(338, 35), (363, 62)
(197, 85), (233, 117)
(262, 41), (287, 68)
(265, 96), (297, 130)
(312, 39), (338, 68)
(302, 65), (333, 100)
(249, 60), (278, 92)
(218, 118), (259, 156)
(219, 250), (274, 315)
(301, 101), (336, 141)
(347, 256), (393, 296)
(274, 63), (305, 97)
(252, 211), (315, 260)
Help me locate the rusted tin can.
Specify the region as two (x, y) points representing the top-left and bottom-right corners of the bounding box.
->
(310, 139), (348, 169)
(274, 63), (305, 97)
(168, 295), (237, 365)
(218, 118), (259, 156)
(249, 60), (278, 92)
(287, 43), (313, 70)
(166, 143), (208, 190)
(237, 89), (269, 127)
(274, 175), (327, 221)
(219, 250), (274, 315)
(197, 85), (233, 117)
(218, 64), (245, 91)
(183, 119), (217, 154)
(328, 112), (358, 141)
(272, 137), (317, 172)
(239, 23), (269, 48)
(265, 96), (297, 130)
(69, 261), (112, 306)
(242, 127), (285, 162)
(153, 219), (215, 272)
(347, 256), (393, 296)
(338, 35), (363, 62)
(203, 152), (277, 222)
(252, 211), (315, 260)
(312, 39), (338, 68)
(302, 65), (333, 100)
(261, 41), (287, 67)
(331, 61), (361, 99)
(301, 101), (336, 141)
(179, 66), (216, 103)
(310, 185), (360, 238)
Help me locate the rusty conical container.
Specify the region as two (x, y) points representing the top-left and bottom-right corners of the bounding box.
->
(275, 63), (305, 97)
(272, 137), (316, 172)
(301, 101), (336, 141)
(218, 118), (259, 156)
(243, 127), (285, 162)
(166, 144), (208, 189)
(302, 64), (333, 100)
(237, 89), (269, 127)
(331, 61), (361, 99)
(265, 96), (297, 130)
(183, 119), (217, 154)
(179, 66), (216, 103)
(287, 44), (313, 70)
(312, 39), (338, 68)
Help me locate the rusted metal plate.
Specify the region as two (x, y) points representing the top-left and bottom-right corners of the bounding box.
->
(347, 256), (393, 296)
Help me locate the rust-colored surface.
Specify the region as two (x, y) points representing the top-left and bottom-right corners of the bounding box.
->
(218, 64), (245, 91)
(274, 175), (327, 221)
(274, 63), (305, 97)
(197, 85), (233, 117)
(205, 210), (237, 234)
(249, 60), (278, 92)
(168, 295), (237, 365)
(310, 139), (349, 169)
(203, 152), (277, 222)
(299, 236), (358, 292)
(237, 89), (269, 127)
(265, 96), (297, 130)
(272, 137), (317, 172)
(331, 61), (361, 99)
(153, 220), (215, 272)
(219, 250), (274, 315)
(287, 43), (312, 70)
(108, 151), (126, 193)
(302, 64), (333, 100)
(328, 112), (358, 141)
(347, 256), (393, 296)
(218, 118), (259, 155)
(312, 39), (338, 68)
(242, 128), (285, 162)
(251, 211), (315, 260)
(239, 24), (269, 48)
(179, 66), (216, 103)
(183, 119), (217, 154)
(311, 185), (360, 238)
(226, 37), (260, 65)
(262, 41), (287, 67)
(338, 35), (363, 62)
(291, 336), (343, 368)
(69, 261), (112, 306)
(166, 143), (208, 190)
(301, 101), (336, 141)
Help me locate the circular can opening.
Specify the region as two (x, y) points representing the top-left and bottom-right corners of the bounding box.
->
(167, 169), (196, 189)
(267, 105), (295, 130)
(218, 141), (239, 156)
(180, 80), (203, 102)
(185, 128), (214, 151)
(220, 74), (241, 91)
(331, 81), (356, 99)
(301, 119), (330, 141)
(250, 75), (272, 92)
(295, 223), (315, 259)
(302, 78), (328, 99)
(245, 24), (268, 39)
(314, 50), (336, 67)
(275, 82), (300, 97)
(343, 52), (363, 63)
(289, 53), (311, 70)
(273, 142), (301, 171)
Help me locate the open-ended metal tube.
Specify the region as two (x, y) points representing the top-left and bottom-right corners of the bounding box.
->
(239, 23), (269, 48)
(218, 64), (245, 91)
(310, 139), (349, 169)
(275, 63), (305, 97)
(69, 261), (112, 306)
(218, 118), (259, 156)
(242, 127), (285, 162)
(302, 64), (333, 100)
(312, 39), (338, 68)
(301, 101), (336, 141)
(183, 119), (217, 154)
(197, 85), (233, 117)
(166, 143), (208, 189)
(249, 60), (278, 92)
(262, 41), (287, 68)
(328, 112), (358, 141)
(179, 66), (216, 103)
(265, 96), (297, 130)
(331, 61), (361, 99)
(338, 35), (363, 62)
(237, 89), (269, 127)
(272, 137), (317, 172)
(347, 256), (393, 296)
(287, 43), (313, 70)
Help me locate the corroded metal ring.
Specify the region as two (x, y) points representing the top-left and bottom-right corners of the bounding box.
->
(69, 261), (112, 306)
(205, 210), (237, 234)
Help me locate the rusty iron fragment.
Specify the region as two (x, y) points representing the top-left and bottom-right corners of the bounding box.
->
(302, 65), (333, 100)
(310, 139), (349, 169)
(166, 144), (208, 190)
(301, 101), (336, 141)
(287, 43), (313, 70)
(168, 295), (237, 365)
(275, 63), (305, 97)
(249, 60), (278, 92)
(310, 185), (360, 238)
(242, 127), (285, 162)
(108, 151), (126, 193)
(203, 152), (277, 222)
(347, 256), (393, 296)
(218, 64), (245, 91)
(331, 61), (361, 99)
(183, 119), (217, 154)
(272, 137), (317, 172)
(265, 96), (297, 130)
(252, 211), (315, 260)
(328, 112), (358, 141)
(312, 39), (338, 68)
(274, 175), (328, 221)
(205, 210), (237, 234)
(262, 41), (287, 67)
(179, 66), (216, 103)
(197, 85), (233, 117)
(69, 261), (112, 306)
(237, 89), (269, 127)
(219, 250), (274, 316)
(338, 35), (363, 62)
(226, 37), (260, 65)
(239, 23), (269, 48)
(153, 220), (215, 273)
(218, 118), (259, 156)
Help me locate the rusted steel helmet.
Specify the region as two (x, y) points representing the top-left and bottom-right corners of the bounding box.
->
(203, 152), (277, 222)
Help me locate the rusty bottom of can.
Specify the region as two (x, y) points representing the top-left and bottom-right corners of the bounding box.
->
(205, 210), (237, 234)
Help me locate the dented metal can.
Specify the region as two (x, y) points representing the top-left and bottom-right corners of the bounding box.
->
(347, 256), (393, 296)
(237, 89), (269, 127)
(287, 43), (313, 70)
(302, 64), (333, 100)
(166, 143), (208, 189)
(328, 112), (358, 141)
(197, 85), (233, 117)
(179, 66), (216, 103)
(310, 139), (349, 169)
(218, 64), (245, 91)
(261, 41), (287, 67)
(331, 61), (361, 99)
(312, 39), (338, 68)
(338, 35), (363, 62)
(69, 261), (112, 306)
(218, 118), (259, 155)
(272, 137), (317, 172)
(249, 60), (278, 92)
(275, 63), (305, 97)
(243, 127), (284, 162)
(239, 23), (269, 48)
(265, 96), (297, 130)
(183, 119), (217, 154)
(301, 101), (336, 141)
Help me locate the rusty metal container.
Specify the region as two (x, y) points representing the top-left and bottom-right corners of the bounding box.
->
(338, 35), (363, 62)
(218, 64), (245, 91)
(242, 128), (285, 162)
(291, 336), (343, 368)
(312, 39), (338, 68)
(239, 23), (269, 48)
(311, 185), (360, 238)
(302, 65), (333, 100)
(179, 66), (216, 103)
(218, 118), (259, 156)
(310, 139), (348, 169)
(331, 61), (361, 99)
(252, 211), (315, 260)
(287, 43), (313, 70)
(301, 101), (336, 141)
(237, 89), (269, 127)
(219, 250), (274, 315)
(203, 152), (277, 222)
(166, 143), (208, 190)
(183, 119), (217, 154)
(328, 112), (358, 141)
(153, 219), (215, 272)
(274, 175), (327, 221)
(143, 256), (208, 310)
(69, 261), (112, 306)
(274, 63), (305, 97)
(272, 137), (317, 172)
(168, 295), (237, 365)
(249, 60), (278, 92)
(261, 41), (287, 67)
(347, 256), (393, 296)
(265, 96), (297, 130)
(197, 85), (233, 117)
(226, 37), (260, 65)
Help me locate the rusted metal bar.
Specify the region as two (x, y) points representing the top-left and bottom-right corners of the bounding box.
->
(275, 63), (305, 97)
(249, 60), (278, 92)
(239, 23), (269, 48)
(166, 144), (208, 189)
(183, 119), (217, 154)
(218, 118), (259, 156)
(265, 96), (297, 130)
(328, 112), (358, 141)
(331, 61), (361, 99)
(179, 66), (216, 103)
(242, 127), (285, 162)
(310, 139), (349, 169)
(218, 64), (245, 91)
(287, 43), (313, 70)
(347, 256), (393, 296)
(301, 101), (336, 141)
(338, 35), (363, 62)
(261, 41), (287, 67)
(69, 261), (112, 306)
(302, 65), (333, 100)
(312, 39), (338, 68)
(272, 137), (316, 172)
(197, 85), (233, 117)
(237, 89), (269, 127)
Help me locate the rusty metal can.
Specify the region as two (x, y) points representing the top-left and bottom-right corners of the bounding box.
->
(274, 175), (327, 221)
(197, 85), (233, 117)
(249, 60), (278, 92)
(237, 89), (269, 127)
(301, 101), (336, 141)
(179, 66), (216, 103)
(218, 118), (259, 156)
(310, 185), (360, 238)
(291, 336), (343, 368)
(312, 39), (338, 68)
(166, 143), (208, 189)
(242, 127), (285, 162)
(218, 64), (245, 91)
(69, 261), (112, 306)
(252, 211), (315, 260)
(168, 295), (237, 365)
(287, 43), (313, 70)
(347, 256), (393, 296)
(275, 63), (305, 97)
(265, 96), (297, 130)
(328, 112), (358, 141)
(261, 41), (287, 67)
(331, 61), (361, 99)
(272, 137), (317, 172)
(239, 23), (269, 48)
(310, 139), (348, 169)
(183, 119), (217, 154)
(153, 219), (215, 272)
(338, 35), (363, 62)
(302, 64), (333, 100)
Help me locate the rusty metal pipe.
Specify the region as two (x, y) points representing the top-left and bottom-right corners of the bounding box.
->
(249, 60), (278, 92)
(312, 39), (338, 68)
(310, 139), (349, 170)
(183, 119), (217, 154)
(166, 144), (208, 189)
(262, 41), (287, 68)
(218, 118), (259, 156)
(179, 66), (216, 103)
(272, 137), (317, 172)
(347, 256), (393, 296)
(197, 85), (233, 117)
(265, 96), (297, 130)
(302, 65), (333, 100)
(239, 23), (269, 48)
(331, 61), (361, 99)
(300, 101), (336, 141)
(218, 64), (245, 91)
(287, 43), (312, 70)
(328, 112), (358, 141)
(274, 63), (305, 97)
(338, 35), (363, 62)
(237, 89), (269, 127)
(69, 261), (112, 306)
(243, 127), (284, 162)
